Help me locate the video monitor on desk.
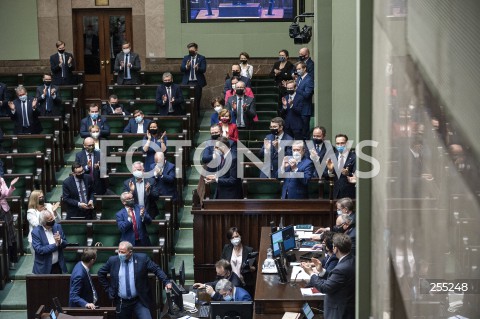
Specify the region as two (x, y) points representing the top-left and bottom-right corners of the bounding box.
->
(271, 225), (296, 257)
(210, 301), (253, 319)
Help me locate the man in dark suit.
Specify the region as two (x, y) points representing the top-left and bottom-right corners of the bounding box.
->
(36, 73), (62, 116)
(31, 210), (68, 274)
(80, 103), (111, 138)
(97, 241), (172, 319)
(75, 137), (107, 195)
(123, 161), (159, 218)
(69, 248), (98, 309)
(205, 137), (243, 199)
(150, 151), (177, 201)
(116, 192), (152, 246)
(123, 109), (151, 134)
(223, 64), (252, 95)
(225, 81), (256, 129)
(258, 117), (293, 178)
(8, 85), (43, 134)
(155, 72), (184, 115)
(103, 94), (127, 115)
(0, 82), (11, 116)
(114, 41), (141, 85)
(308, 126), (328, 177)
(62, 163), (95, 219)
(201, 124), (236, 171)
(279, 80), (303, 139)
(324, 134), (356, 199)
(279, 140), (314, 199)
(294, 61), (314, 139)
(215, 279), (252, 301)
(301, 233), (355, 319)
(50, 40), (76, 85)
(298, 47), (314, 79)
(181, 42), (207, 114)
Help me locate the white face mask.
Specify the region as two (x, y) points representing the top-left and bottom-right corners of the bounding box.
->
(231, 237), (241, 246)
(156, 162), (164, 169)
(132, 170), (143, 179)
(214, 106), (222, 113)
(91, 132), (100, 139)
(123, 48), (130, 54)
(292, 151), (302, 162)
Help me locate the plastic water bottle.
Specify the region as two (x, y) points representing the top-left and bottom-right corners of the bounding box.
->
(267, 247), (273, 260)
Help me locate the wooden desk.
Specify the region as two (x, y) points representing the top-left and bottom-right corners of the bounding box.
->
(254, 227), (323, 316)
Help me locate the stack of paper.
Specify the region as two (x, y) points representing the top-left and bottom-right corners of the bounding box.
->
(282, 312), (301, 319)
(300, 287), (325, 296)
(290, 265), (311, 281)
(296, 230), (314, 239)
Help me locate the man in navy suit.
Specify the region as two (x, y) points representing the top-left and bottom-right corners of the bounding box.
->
(279, 80), (303, 139)
(215, 279), (252, 301)
(97, 241), (172, 319)
(298, 47), (314, 79)
(32, 210), (68, 274)
(8, 85), (42, 134)
(123, 161), (159, 217)
(258, 117), (293, 178)
(35, 73), (62, 116)
(155, 72), (184, 115)
(80, 103), (110, 138)
(62, 163), (95, 219)
(123, 109), (151, 134)
(201, 125), (236, 174)
(69, 248), (98, 309)
(294, 61), (314, 139)
(223, 64), (252, 95)
(0, 82), (10, 116)
(116, 192), (152, 246)
(103, 94), (127, 115)
(75, 137), (107, 195)
(301, 233), (355, 319)
(181, 42), (207, 114)
(225, 81), (256, 129)
(205, 137), (243, 199)
(279, 140), (314, 199)
(114, 42), (141, 85)
(308, 126), (328, 177)
(324, 134), (356, 199)
(50, 40), (76, 85)
(150, 151), (177, 201)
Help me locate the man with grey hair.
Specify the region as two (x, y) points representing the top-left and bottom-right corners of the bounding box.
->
(225, 80), (256, 129)
(215, 278), (252, 301)
(8, 85), (42, 134)
(98, 241), (172, 319)
(278, 140), (314, 199)
(31, 210), (68, 274)
(150, 151), (178, 201)
(155, 72), (184, 115)
(123, 161), (159, 217)
(116, 192), (152, 246)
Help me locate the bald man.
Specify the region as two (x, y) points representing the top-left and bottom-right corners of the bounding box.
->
(75, 137), (106, 195)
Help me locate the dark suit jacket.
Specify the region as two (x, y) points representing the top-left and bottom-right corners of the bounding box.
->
(75, 150), (106, 195)
(201, 140), (236, 173)
(295, 73), (314, 116)
(123, 118), (151, 134)
(150, 161), (177, 200)
(279, 93), (304, 134)
(97, 253), (170, 308)
(323, 150), (356, 199)
(310, 254), (355, 319)
(319, 254), (339, 279)
(155, 83), (185, 115)
(225, 95), (256, 129)
(280, 156), (314, 199)
(123, 177), (159, 218)
(50, 51), (76, 85)
(69, 261), (96, 307)
(114, 51), (141, 84)
(305, 58), (315, 79)
(309, 142), (328, 178)
(9, 97), (42, 134)
(31, 224), (68, 274)
(221, 243), (256, 288)
(36, 84), (62, 116)
(0, 83), (10, 116)
(80, 116), (110, 138)
(215, 151), (243, 199)
(62, 175), (95, 219)
(345, 227), (356, 257)
(270, 61), (294, 86)
(223, 76), (252, 95)
(258, 133), (293, 178)
(181, 54), (207, 87)
(116, 204), (152, 246)
(102, 103), (127, 115)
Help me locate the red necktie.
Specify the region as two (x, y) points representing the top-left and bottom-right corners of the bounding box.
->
(130, 208), (139, 240)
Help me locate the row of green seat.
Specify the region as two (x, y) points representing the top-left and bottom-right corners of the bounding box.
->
(0, 72), (84, 87)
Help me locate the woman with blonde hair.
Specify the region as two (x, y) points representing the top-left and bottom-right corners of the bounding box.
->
(218, 108), (238, 143)
(0, 175), (19, 269)
(27, 190), (60, 255)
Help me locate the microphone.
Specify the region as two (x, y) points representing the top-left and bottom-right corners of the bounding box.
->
(290, 269), (302, 287)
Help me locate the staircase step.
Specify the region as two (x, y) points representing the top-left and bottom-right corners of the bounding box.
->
(65, 151), (77, 165)
(0, 310), (27, 319)
(55, 166), (72, 184)
(0, 281), (27, 310)
(46, 186), (62, 203)
(182, 185), (198, 206)
(179, 206), (193, 228)
(9, 255), (33, 281)
(174, 229), (193, 254)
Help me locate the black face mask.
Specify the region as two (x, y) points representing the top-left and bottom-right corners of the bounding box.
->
(38, 198), (45, 205)
(286, 89), (295, 95)
(240, 60), (248, 64)
(332, 225), (344, 233)
(298, 55), (305, 61)
(125, 200), (135, 207)
(110, 103), (117, 108)
(236, 89), (244, 96)
(46, 220), (55, 227)
(44, 81), (52, 86)
(189, 51), (196, 56)
(164, 82), (172, 87)
(270, 128), (279, 136)
(313, 138), (323, 145)
(232, 71), (240, 76)
(211, 134), (220, 140)
(149, 129), (158, 135)
(76, 173), (84, 179)
(58, 49), (65, 54)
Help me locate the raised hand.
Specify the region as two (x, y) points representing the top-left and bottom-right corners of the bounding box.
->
(129, 180), (135, 192)
(8, 101), (14, 110)
(32, 98), (38, 109)
(162, 94), (168, 102)
(10, 177), (19, 186)
(232, 102), (237, 111)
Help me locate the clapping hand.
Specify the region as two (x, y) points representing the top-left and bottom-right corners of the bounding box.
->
(232, 101), (237, 111)
(67, 56), (72, 65)
(186, 60), (191, 69)
(32, 98), (38, 109)
(10, 177), (19, 187)
(129, 180), (135, 192)
(140, 206), (145, 217)
(162, 94), (168, 102)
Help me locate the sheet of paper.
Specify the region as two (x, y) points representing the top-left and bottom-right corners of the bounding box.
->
(300, 287), (325, 296)
(290, 265), (311, 281)
(296, 231), (314, 239)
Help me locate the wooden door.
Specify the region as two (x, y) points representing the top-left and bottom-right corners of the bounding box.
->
(73, 9), (132, 100)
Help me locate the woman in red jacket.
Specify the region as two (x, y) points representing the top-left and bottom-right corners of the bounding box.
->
(218, 108), (238, 143)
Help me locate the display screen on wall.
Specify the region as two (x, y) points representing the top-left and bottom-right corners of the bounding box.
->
(187, 0), (297, 22)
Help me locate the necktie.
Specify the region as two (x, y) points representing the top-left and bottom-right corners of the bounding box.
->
(125, 54), (131, 79)
(338, 154), (345, 170)
(238, 97), (244, 127)
(88, 153), (94, 178)
(46, 86), (50, 112)
(130, 208), (139, 240)
(62, 54), (67, 78)
(167, 87), (172, 112)
(22, 101), (30, 127)
(190, 57), (195, 80)
(78, 178), (86, 203)
(125, 259), (132, 298)
(87, 270), (98, 304)
(316, 144), (320, 152)
(297, 76), (302, 85)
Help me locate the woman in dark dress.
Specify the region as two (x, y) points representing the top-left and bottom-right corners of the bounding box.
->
(270, 49), (294, 108)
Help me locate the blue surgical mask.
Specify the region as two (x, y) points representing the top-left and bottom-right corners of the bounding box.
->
(223, 294), (232, 301)
(90, 113), (99, 120)
(296, 70), (304, 77)
(336, 146), (345, 154)
(135, 116), (143, 124)
(19, 95), (28, 102)
(118, 253), (127, 262)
